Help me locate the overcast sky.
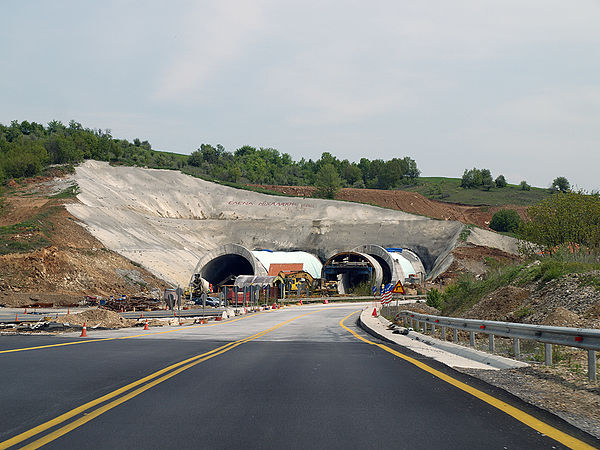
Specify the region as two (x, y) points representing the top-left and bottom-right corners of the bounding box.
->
(2, 1), (599, 190)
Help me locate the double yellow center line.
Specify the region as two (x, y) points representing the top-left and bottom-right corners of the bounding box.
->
(1, 310), (319, 449)
(0, 311), (264, 355)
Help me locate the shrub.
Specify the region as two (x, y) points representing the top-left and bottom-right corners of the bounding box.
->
(519, 191), (600, 252)
(489, 209), (522, 233)
(520, 180), (530, 191)
(426, 288), (443, 309)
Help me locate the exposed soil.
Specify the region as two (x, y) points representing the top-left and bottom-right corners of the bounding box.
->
(252, 185), (529, 230)
(55, 308), (136, 328)
(0, 177), (168, 307)
(440, 244), (522, 284)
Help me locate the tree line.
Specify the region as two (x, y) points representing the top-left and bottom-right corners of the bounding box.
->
(0, 120), (420, 190)
(185, 144), (419, 189)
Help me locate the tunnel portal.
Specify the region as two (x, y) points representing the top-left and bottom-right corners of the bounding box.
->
(201, 254), (254, 286)
(322, 252), (383, 294)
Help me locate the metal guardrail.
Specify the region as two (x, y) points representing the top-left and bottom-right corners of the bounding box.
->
(388, 308), (599, 381)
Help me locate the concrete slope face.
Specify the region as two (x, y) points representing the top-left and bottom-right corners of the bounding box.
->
(67, 161), (464, 287)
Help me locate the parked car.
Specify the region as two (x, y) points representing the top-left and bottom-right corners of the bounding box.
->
(193, 296), (222, 307)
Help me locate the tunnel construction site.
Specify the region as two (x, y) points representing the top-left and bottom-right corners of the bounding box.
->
(66, 161), (519, 295)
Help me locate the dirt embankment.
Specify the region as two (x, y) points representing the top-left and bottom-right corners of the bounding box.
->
(464, 271), (600, 329)
(0, 177), (168, 307)
(253, 185), (529, 230)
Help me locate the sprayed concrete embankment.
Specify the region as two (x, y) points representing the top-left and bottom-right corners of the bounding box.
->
(66, 161), (517, 287)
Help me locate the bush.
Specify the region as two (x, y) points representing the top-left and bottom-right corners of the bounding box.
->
(520, 180), (530, 191)
(426, 289), (443, 309)
(519, 191), (600, 252)
(489, 209), (522, 233)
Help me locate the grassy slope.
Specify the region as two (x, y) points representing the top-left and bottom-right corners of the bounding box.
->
(400, 177), (551, 206)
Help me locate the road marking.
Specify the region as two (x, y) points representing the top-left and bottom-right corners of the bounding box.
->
(339, 310), (594, 450)
(0, 310), (265, 355)
(0, 309), (322, 449)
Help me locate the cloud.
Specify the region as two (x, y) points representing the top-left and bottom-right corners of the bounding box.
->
(154, 1), (266, 101)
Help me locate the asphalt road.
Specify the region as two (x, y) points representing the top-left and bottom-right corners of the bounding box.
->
(0, 304), (597, 449)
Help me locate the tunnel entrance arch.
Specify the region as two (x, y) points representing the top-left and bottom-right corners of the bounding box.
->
(192, 244), (267, 287)
(352, 245), (394, 285)
(322, 252), (383, 294)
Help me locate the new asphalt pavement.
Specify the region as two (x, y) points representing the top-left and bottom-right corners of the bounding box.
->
(0, 303), (597, 449)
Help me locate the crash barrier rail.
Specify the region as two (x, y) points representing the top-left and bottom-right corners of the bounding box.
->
(383, 306), (600, 381)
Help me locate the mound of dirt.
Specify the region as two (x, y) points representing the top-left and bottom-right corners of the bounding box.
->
(439, 244), (522, 285)
(465, 286), (530, 321)
(55, 308), (135, 328)
(400, 303), (441, 316)
(541, 307), (581, 327)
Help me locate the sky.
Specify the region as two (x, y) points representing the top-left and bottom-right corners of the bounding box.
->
(1, 0), (599, 190)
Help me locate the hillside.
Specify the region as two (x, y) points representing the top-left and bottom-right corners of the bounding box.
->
(0, 174), (168, 307)
(0, 162), (522, 307)
(251, 184), (529, 230)
(402, 177), (551, 206)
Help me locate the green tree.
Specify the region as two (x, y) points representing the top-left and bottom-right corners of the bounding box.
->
(314, 163), (341, 199)
(495, 175), (507, 188)
(403, 156), (420, 180)
(378, 158), (407, 189)
(188, 150), (203, 167)
(461, 168), (482, 188)
(481, 169), (493, 191)
(551, 176), (570, 193)
(520, 180), (531, 191)
(489, 209), (522, 233)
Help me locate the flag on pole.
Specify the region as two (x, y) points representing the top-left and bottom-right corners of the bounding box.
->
(380, 283), (394, 304)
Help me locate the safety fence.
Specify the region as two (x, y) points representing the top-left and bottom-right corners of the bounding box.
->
(381, 306), (600, 381)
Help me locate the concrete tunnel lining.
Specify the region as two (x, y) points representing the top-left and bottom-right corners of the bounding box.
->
(193, 244), (267, 286)
(352, 245), (395, 284)
(323, 251), (383, 293)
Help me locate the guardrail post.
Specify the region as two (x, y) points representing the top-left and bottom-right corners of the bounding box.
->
(469, 331), (475, 347)
(513, 338), (520, 358)
(453, 328), (458, 342)
(441, 326), (446, 341)
(431, 323), (435, 334)
(489, 334), (495, 352)
(410, 318), (414, 329)
(544, 343), (552, 366)
(588, 350), (597, 381)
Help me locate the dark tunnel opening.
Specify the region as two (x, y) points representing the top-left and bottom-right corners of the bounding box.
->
(201, 254), (254, 286)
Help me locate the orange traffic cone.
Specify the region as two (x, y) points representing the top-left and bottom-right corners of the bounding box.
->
(24, 308), (27, 314)
(372, 308), (378, 317)
(143, 319), (149, 330)
(67, 308), (70, 315)
(80, 322), (88, 337)
(140, 312), (144, 319)
(299, 300), (303, 306)
(15, 313), (19, 323)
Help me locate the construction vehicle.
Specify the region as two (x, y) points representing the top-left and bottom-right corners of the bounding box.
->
(184, 274), (212, 299)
